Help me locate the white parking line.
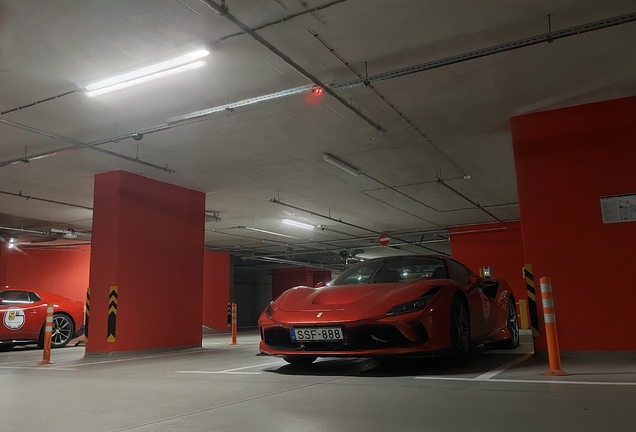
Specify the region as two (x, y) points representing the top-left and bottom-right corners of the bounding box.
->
(414, 376), (636, 386)
(474, 353), (534, 380)
(176, 361), (283, 375)
(0, 359), (42, 366)
(0, 366), (78, 371)
(176, 371), (263, 375)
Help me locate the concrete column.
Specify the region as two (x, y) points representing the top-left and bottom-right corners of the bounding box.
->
(202, 251), (230, 330)
(510, 95), (636, 351)
(86, 171), (205, 354)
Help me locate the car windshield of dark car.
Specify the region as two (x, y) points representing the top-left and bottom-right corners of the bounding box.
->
(330, 256), (448, 285)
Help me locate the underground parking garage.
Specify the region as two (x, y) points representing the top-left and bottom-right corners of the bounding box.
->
(1, 1), (636, 431)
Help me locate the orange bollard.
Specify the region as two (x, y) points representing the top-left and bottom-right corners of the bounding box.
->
(230, 303), (237, 345)
(39, 304), (55, 365)
(539, 277), (568, 376)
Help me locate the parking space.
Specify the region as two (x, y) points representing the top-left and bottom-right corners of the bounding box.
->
(1, 332), (635, 432)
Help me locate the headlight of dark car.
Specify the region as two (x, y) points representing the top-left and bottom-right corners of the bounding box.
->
(385, 286), (441, 317)
(265, 302), (274, 319)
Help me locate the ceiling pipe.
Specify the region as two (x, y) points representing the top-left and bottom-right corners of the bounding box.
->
(0, 226), (49, 236)
(199, 0), (383, 133)
(0, 12), (633, 169)
(434, 177), (509, 227)
(0, 118), (175, 174)
(232, 236), (450, 261)
(209, 227), (342, 254)
(309, 30), (466, 176)
(49, 228), (91, 240)
(212, 0), (349, 46)
(216, 218), (521, 257)
(0, 189), (93, 210)
(240, 255), (343, 271)
(269, 197), (448, 255)
(361, 179), (518, 213)
(333, 12), (636, 90)
(0, 226), (91, 241)
(1, 90), (83, 116)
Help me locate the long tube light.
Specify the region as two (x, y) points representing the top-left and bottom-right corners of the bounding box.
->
(322, 153), (360, 176)
(84, 49), (209, 97)
(244, 226), (299, 239)
(282, 219), (315, 230)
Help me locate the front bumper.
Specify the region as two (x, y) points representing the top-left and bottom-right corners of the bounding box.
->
(259, 308), (451, 358)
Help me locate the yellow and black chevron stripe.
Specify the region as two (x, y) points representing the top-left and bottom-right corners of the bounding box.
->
(524, 264), (540, 337)
(227, 302), (232, 328)
(84, 287), (90, 343)
(107, 286), (118, 343)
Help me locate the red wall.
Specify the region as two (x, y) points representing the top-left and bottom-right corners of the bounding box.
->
(511, 95), (636, 351)
(0, 246), (90, 301)
(0, 243), (9, 285)
(203, 251), (230, 330)
(271, 268), (332, 300)
(87, 171), (205, 353)
(449, 222), (526, 303)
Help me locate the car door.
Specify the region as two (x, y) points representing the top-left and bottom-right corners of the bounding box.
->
(448, 260), (489, 339)
(0, 290), (44, 341)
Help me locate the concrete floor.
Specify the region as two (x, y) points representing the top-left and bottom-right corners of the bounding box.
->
(1, 332), (635, 431)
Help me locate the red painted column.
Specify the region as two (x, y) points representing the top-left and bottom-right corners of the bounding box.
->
(202, 251), (231, 330)
(449, 222), (526, 303)
(271, 267), (315, 300)
(511, 95), (636, 351)
(86, 171), (205, 353)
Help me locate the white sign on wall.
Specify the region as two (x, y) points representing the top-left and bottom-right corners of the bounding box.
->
(600, 194), (636, 224)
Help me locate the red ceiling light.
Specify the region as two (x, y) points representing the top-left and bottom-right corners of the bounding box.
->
(312, 86), (324, 96)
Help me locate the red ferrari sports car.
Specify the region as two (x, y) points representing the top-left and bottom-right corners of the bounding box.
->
(1, 287), (84, 349)
(259, 255), (519, 365)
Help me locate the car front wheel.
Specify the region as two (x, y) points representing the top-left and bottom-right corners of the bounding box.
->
(487, 297), (520, 350)
(449, 295), (471, 366)
(51, 313), (75, 348)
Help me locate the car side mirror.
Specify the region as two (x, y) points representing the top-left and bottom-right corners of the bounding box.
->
(314, 281), (325, 288)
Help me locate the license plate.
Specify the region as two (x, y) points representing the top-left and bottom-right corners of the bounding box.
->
(290, 327), (344, 342)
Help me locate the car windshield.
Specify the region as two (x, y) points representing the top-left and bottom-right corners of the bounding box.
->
(330, 256), (448, 285)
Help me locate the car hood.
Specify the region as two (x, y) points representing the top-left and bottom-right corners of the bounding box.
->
(277, 281), (441, 312)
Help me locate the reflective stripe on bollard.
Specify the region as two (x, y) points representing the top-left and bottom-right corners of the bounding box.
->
(539, 277), (568, 376)
(39, 304), (54, 365)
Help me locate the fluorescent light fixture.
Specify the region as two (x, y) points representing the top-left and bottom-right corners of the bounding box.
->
(85, 49), (209, 97)
(323, 153), (360, 176)
(282, 219), (315, 230)
(244, 226), (298, 239)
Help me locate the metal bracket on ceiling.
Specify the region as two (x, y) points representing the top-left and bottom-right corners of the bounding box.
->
(547, 14), (554, 43)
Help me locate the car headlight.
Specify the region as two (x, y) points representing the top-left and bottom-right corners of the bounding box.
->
(385, 286), (441, 317)
(265, 302), (274, 319)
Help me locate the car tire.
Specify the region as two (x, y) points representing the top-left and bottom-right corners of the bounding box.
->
(283, 356), (317, 366)
(51, 313), (75, 348)
(487, 297), (520, 350)
(449, 294), (471, 366)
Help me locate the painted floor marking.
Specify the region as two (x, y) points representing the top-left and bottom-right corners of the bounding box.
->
(414, 376), (636, 386)
(0, 366), (78, 371)
(176, 361), (283, 375)
(474, 353), (534, 380)
(0, 359), (44, 366)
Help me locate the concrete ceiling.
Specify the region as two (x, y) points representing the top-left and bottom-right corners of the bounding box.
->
(1, 0), (635, 270)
